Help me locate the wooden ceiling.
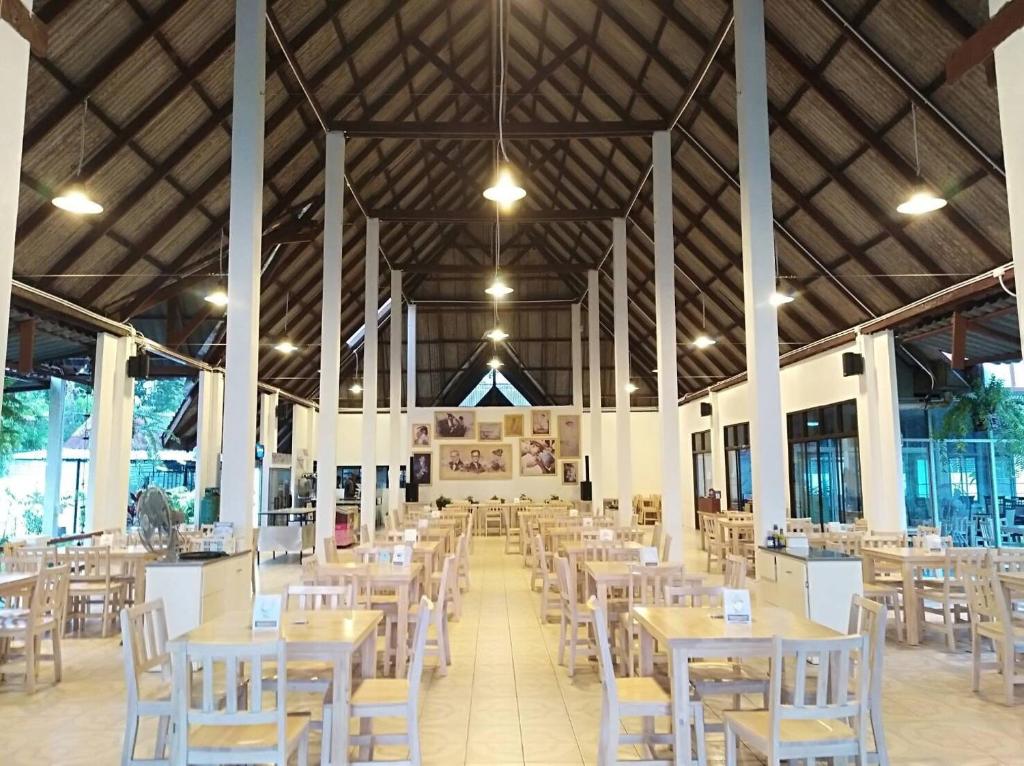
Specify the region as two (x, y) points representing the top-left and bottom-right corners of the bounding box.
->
(12, 0), (1011, 411)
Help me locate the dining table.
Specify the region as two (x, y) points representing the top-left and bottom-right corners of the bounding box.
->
(353, 539), (441, 590)
(583, 561), (702, 635)
(632, 604), (840, 766)
(167, 607), (382, 766)
(860, 546), (985, 645)
(0, 571), (36, 602)
(53, 544), (158, 602)
(716, 517), (756, 556)
(562, 541), (644, 572)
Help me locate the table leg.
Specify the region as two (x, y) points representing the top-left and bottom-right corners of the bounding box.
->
(396, 584), (410, 677)
(670, 648), (692, 766)
(422, 554), (433, 598)
(330, 653), (353, 766)
(638, 624), (654, 677)
(902, 561), (920, 645)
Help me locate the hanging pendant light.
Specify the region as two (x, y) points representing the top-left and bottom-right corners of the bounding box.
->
(349, 350), (363, 395)
(693, 335), (717, 350)
(274, 292), (297, 353)
(487, 357), (504, 370)
(52, 100), (103, 215)
(897, 103), (946, 216)
(769, 290), (795, 307)
(483, 165), (526, 208)
(625, 382), (638, 394)
(692, 294), (716, 349)
(485, 276), (514, 298)
(485, 326), (509, 342)
(205, 230), (228, 307)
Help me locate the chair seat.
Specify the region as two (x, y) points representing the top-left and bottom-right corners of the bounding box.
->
(188, 712), (309, 751)
(616, 676), (672, 706)
(351, 677), (410, 706)
(69, 580), (122, 594)
(862, 581), (900, 597)
(0, 614), (57, 633)
(689, 660), (768, 688)
(977, 622), (1024, 651)
(725, 709), (856, 746)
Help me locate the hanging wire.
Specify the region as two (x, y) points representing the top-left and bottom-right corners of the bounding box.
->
(284, 291), (290, 335)
(496, 0), (509, 161)
(76, 99), (89, 177)
(910, 101), (921, 178)
(217, 229), (224, 278)
(701, 294), (707, 330)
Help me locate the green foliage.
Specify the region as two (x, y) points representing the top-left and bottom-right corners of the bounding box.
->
(166, 485), (195, 524)
(934, 377), (1024, 470)
(133, 378), (191, 458)
(0, 383), (50, 473)
(435, 495), (452, 510)
(1, 488), (44, 537)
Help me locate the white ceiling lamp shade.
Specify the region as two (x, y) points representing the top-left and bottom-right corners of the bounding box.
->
(483, 165), (526, 208)
(693, 334), (717, 350)
(625, 382), (638, 394)
(204, 229), (228, 308)
(769, 290), (795, 307)
(485, 327), (509, 342)
(273, 292), (297, 353)
(487, 357), (504, 370)
(485, 276), (514, 298)
(897, 102), (946, 216)
(52, 100), (103, 215)
(349, 381), (363, 395)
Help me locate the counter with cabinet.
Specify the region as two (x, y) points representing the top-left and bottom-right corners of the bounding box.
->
(754, 546), (863, 632)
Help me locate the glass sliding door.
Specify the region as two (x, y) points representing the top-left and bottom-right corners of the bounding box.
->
(787, 400), (863, 527)
(724, 423), (751, 511)
(691, 430), (712, 521)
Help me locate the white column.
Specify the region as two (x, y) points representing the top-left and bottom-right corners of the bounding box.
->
(587, 270), (603, 512)
(0, 1), (32, 404)
(220, 0), (266, 536)
(858, 331), (906, 532)
(612, 219), (633, 525)
(406, 302), (417, 410)
(44, 377), (66, 536)
(388, 270), (403, 513)
(735, 0), (786, 543)
(317, 131), (345, 548)
(571, 303), (584, 410)
(652, 131), (685, 560)
(194, 369), (225, 517)
(259, 391), (279, 514)
(361, 218), (381, 540)
(86, 333), (135, 532)
(290, 404), (314, 505)
(991, 0), (1024, 343)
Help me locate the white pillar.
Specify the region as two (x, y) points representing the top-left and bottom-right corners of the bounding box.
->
(406, 303), (417, 410)
(317, 131), (345, 548)
(612, 219), (633, 525)
(361, 218), (381, 540)
(220, 0), (266, 536)
(86, 333), (135, 532)
(991, 0), (1024, 344)
(735, 0), (786, 543)
(44, 377), (66, 536)
(194, 369), (224, 518)
(587, 270), (603, 512)
(858, 331), (906, 532)
(259, 391), (279, 514)
(652, 131), (685, 560)
(290, 403), (315, 505)
(0, 1), (32, 405)
(388, 270), (403, 513)
(571, 303), (584, 410)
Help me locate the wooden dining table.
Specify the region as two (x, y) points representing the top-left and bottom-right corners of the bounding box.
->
(53, 544), (158, 602)
(583, 561), (703, 635)
(167, 608), (382, 766)
(860, 546), (985, 645)
(353, 539), (441, 589)
(633, 604), (839, 766)
(716, 517), (755, 556)
(0, 571), (36, 601)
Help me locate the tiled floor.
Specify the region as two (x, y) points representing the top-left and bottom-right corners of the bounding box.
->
(2, 535), (1024, 765)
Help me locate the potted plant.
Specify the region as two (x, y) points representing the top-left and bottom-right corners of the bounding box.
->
(435, 495), (452, 511)
(934, 376), (1024, 469)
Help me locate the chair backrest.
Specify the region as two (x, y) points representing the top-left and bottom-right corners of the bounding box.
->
(322, 537), (341, 563)
(704, 514), (720, 542)
(627, 564), (684, 611)
(658, 532), (672, 562)
(916, 524), (941, 536)
(825, 531), (862, 556)
(650, 523), (663, 551)
(31, 563), (69, 624)
(533, 533), (548, 572)
(64, 545), (112, 581)
(310, 563), (369, 607)
(407, 596), (434, 698)
(587, 596), (619, 703)
(786, 517), (813, 535)
(848, 595), (887, 725)
(862, 534), (906, 549)
(993, 547), (1024, 572)
(724, 554), (747, 588)
(175, 638), (290, 759)
(120, 599), (171, 700)
(961, 558), (1012, 627)
(769, 634), (870, 747)
(8, 545), (54, 572)
(664, 583), (724, 607)
(285, 584), (354, 610)
(553, 556), (576, 610)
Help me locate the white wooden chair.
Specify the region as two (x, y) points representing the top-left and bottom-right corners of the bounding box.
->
(723, 634), (871, 766)
(329, 596), (433, 766)
(915, 548), (982, 650)
(704, 515), (727, 573)
(321, 537), (342, 563)
(962, 559), (1024, 705)
(724, 554), (747, 589)
(120, 600), (173, 765)
(389, 555), (454, 677)
(658, 532), (672, 562)
(849, 595), (890, 766)
(590, 596), (706, 766)
(616, 563), (687, 676)
(172, 638), (310, 765)
(553, 556), (595, 677)
(531, 534), (560, 623)
(285, 584), (354, 611)
(0, 564), (68, 693)
(65, 545), (125, 637)
(456, 530), (471, 593)
(785, 518), (813, 536)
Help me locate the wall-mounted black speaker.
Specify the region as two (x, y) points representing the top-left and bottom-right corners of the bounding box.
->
(842, 352), (865, 377)
(700, 402), (712, 417)
(126, 353), (150, 378)
(579, 481), (593, 501)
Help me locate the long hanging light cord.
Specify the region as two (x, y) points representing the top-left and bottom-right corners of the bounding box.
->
(204, 230), (228, 306)
(52, 99), (104, 215)
(76, 98), (88, 177)
(910, 102), (921, 179)
(897, 101), (946, 215)
(496, 0), (509, 162)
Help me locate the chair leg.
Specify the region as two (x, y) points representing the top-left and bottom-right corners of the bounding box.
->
(121, 708), (139, 765)
(724, 721), (737, 766)
(408, 708), (422, 766)
(568, 619), (578, 677)
(320, 703), (333, 766)
(24, 632), (36, 693)
(693, 703), (707, 766)
(871, 695), (889, 766)
(358, 716), (373, 761)
(971, 630), (981, 692)
(297, 727), (309, 766)
(558, 615), (567, 667)
(155, 715), (170, 760)
(1003, 640), (1016, 706)
(51, 628), (62, 683)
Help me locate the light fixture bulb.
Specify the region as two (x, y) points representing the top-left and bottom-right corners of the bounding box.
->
(769, 291), (795, 307)
(204, 288), (229, 307)
(693, 334), (717, 350)
(52, 183), (103, 215)
(485, 278), (514, 298)
(487, 357), (503, 370)
(274, 340), (297, 354)
(897, 189), (947, 215)
(349, 382), (363, 395)
(485, 327), (509, 342)
(625, 382), (638, 394)
(483, 166), (526, 207)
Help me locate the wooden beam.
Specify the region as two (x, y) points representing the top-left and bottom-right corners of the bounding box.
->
(373, 208), (620, 223)
(946, 0), (1024, 82)
(401, 263), (592, 275)
(0, 0), (47, 56)
(951, 311), (968, 369)
(18, 319), (36, 374)
(333, 120), (665, 139)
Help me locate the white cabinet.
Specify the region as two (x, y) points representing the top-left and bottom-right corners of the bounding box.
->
(145, 551), (252, 639)
(755, 547), (862, 632)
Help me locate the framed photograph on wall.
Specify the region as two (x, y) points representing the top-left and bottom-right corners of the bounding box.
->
(504, 413), (524, 437)
(478, 422), (502, 441)
(438, 443), (512, 480)
(410, 453), (432, 485)
(557, 415), (581, 458)
(434, 410), (476, 439)
(531, 409), (552, 435)
(561, 460), (580, 485)
(519, 438), (558, 476)
(411, 423), (431, 450)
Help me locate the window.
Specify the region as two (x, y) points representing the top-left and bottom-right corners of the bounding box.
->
(723, 423), (752, 511)
(691, 430), (713, 524)
(787, 400), (862, 527)
(459, 370), (530, 407)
